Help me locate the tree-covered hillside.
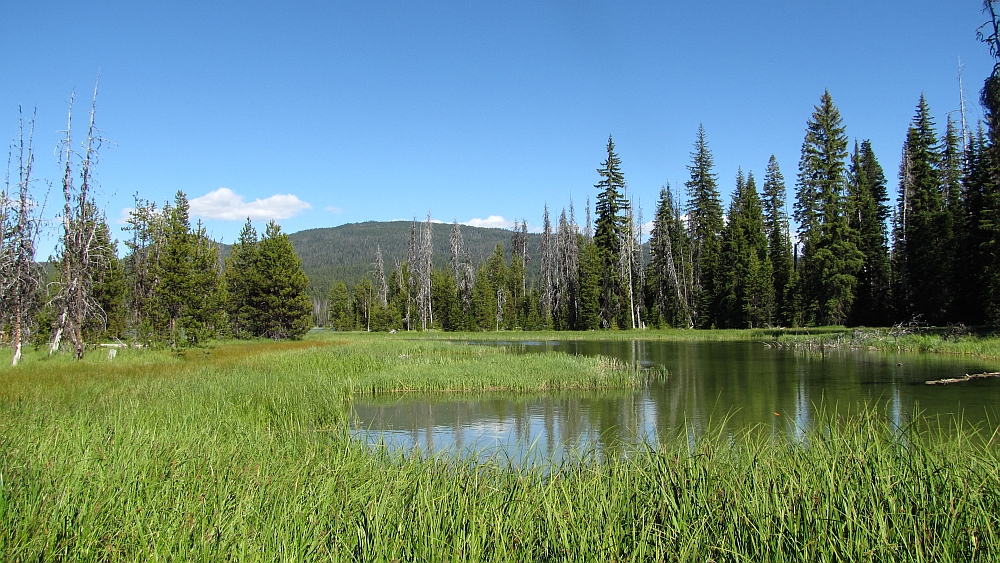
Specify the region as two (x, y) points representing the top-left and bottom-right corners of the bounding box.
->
(286, 221), (542, 296)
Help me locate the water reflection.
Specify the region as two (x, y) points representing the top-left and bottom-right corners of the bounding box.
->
(352, 340), (1000, 462)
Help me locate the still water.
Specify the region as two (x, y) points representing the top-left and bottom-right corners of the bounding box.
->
(352, 340), (1000, 461)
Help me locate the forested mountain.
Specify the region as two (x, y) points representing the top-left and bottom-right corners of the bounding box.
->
(285, 221), (543, 296)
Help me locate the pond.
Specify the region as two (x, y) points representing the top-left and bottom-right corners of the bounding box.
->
(351, 340), (1000, 462)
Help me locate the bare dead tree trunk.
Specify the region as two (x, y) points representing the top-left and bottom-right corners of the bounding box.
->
(406, 220), (417, 330)
(3, 109), (44, 366)
(374, 245), (388, 307)
(52, 83), (106, 359)
(419, 213), (433, 329)
(540, 205), (554, 320)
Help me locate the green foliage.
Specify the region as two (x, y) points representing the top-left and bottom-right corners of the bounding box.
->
(224, 219), (261, 338)
(847, 140), (892, 326)
(2, 334), (1000, 560)
(895, 96), (951, 324)
(577, 240), (602, 330)
(795, 91), (863, 325)
(152, 191), (223, 348)
(647, 186), (692, 328)
(762, 156), (796, 326)
(327, 281), (353, 331)
(594, 136), (629, 329)
(255, 221), (313, 339)
(685, 126), (724, 328)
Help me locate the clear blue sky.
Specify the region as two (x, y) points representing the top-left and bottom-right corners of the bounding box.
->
(2, 1), (994, 253)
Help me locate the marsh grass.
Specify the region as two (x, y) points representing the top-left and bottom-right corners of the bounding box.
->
(2, 332), (1000, 560)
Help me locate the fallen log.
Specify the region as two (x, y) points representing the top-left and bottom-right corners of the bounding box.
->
(925, 372), (1000, 385)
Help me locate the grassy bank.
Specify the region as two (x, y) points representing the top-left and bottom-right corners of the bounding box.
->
(1, 332), (999, 560)
(406, 325), (1000, 361)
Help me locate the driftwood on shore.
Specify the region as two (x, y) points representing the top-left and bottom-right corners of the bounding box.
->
(925, 372), (1000, 385)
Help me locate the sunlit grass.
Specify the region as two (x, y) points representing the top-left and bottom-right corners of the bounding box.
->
(1, 331), (999, 560)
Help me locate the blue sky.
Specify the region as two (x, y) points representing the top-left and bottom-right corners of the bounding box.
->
(1, 1), (994, 253)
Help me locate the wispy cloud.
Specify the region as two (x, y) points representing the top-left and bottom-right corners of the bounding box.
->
(189, 188), (312, 221)
(324, 205), (342, 214)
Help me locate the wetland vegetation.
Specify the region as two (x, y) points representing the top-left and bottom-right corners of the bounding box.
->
(3, 330), (1000, 560)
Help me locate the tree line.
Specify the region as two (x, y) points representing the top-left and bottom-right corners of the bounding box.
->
(1, 89), (313, 365)
(324, 16), (1000, 332)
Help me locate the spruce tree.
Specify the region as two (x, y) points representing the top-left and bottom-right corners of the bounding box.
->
(648, 186), (692, 327)
(846, 140), (892, 326)
(953, 127), (989, 324)
(940, 117), (966, 323)
(184, 221), (223, 345)
(577, 239), (602, 330)
(89, 217), (128, 341)
(256, 221), (312, 339)
(154, 191), (196, 348)
(795, 91), (863, 325)
(593, 136), (628, 328)
(684, 125), (724, 328)
(327, 281), (352, 331)
(224, 219), (261, 338)
(897, 96), (950, 324)
(979, 8), (1000, 325)
(761, 156), (795, 326)
(718, 171), (773, 328)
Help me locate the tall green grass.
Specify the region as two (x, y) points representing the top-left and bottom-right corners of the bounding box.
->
(1, 333), (999, 560)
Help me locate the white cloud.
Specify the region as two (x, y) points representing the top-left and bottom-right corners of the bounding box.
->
(325, 205), (342, 214)
(116, 207), (134, 225)
(463, 215), (514, 229)
(189, 188), (312, 221)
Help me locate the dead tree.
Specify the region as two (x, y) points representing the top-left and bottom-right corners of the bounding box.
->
(2, 110), (44, 366)
(554, 208), (579, 328)
(450, 221), (475, 318)
(373, 245), (388, 307)
(405, 219), (417, 329)
(418, 213), (433, 329)
(539, 205), (554, 320)
(50, 86), (107, 359)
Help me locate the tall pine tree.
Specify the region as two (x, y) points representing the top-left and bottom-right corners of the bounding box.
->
(685, 125), (724, 328)
(593, 136), (629, 328)
(761, 156), (795, 326)
(896, 96), (950, 324)
(846, 140), (892, 326)
(795, 91), (863, 325)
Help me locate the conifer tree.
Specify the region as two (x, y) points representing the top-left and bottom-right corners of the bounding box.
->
(717, 171), (773, 328)
(846, 140), (892, 326)
(154, 192), (197, 348)
(979, 4), (1000, 324)
(684, 125), (724, 328)
(594, 135), (629, 328)
(761, 156), (795, 326)
(953, 126), (990, 324)
(795, 91), (863, 325)
(327, 281), (352, 331)
(256, 221), (312, 339)
(89, 218), (128, 341)
(896, 96), (950, 323)
(647, 185), (693, 327)
(577, 239), (602, 330)
(431, 269), (460, 331)
(225, 219), (260, 338)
